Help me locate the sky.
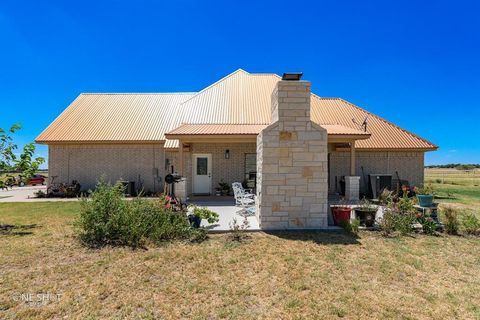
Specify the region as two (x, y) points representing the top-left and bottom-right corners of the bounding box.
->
(1, 0), (479, 166)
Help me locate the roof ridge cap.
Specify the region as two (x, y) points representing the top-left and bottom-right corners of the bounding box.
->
(179, 69), (250, 106)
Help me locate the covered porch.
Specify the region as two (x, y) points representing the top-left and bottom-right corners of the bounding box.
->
(165, 123), (372, 230)
(165, 123), (371, 201)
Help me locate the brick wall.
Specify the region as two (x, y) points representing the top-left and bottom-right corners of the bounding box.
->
(166, 143), (256, 195)
(49, 144), (165, 193)
(329, 150), (425, 194)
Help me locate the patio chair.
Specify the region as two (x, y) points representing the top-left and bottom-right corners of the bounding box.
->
(232, 182), (255, 205)
(232, 183), (256, 216)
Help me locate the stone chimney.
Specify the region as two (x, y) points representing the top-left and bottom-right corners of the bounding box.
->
(256, 78), (329, 229)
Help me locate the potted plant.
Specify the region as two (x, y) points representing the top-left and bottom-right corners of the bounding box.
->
(414, 184), (434, 207)
(331, 200), (352, 226)
(218, 180), (231, 196)
(187, 205), (219, 228)
(354, 197), (378, 227)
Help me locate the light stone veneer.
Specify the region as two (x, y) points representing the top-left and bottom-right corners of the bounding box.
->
(256, 80), (329, 229)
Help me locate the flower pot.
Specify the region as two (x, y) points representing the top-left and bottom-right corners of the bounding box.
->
(332, 207), (352, 226)
(188, 215), (201, 228)
(417, 195), (433, 207)
(355, 209), (377, 227)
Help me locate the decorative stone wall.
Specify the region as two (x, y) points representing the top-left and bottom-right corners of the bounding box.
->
(328, 151), (425, 194)
(256, 80), (329, 229)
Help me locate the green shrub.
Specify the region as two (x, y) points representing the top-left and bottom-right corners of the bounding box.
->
(417, 214), (437, 235)
(442, 207), (459, 235)
(76, 180), (204, 248)
(379, 194), (417, 237)
(350, 219), (360, 234)
(393, 195), (416, 235)
(379, 208), (395, 236)
(462, 213), (480, 235)
(338, 220), (352, 233)
(77, 181), (128, 246)
(394, 212), (416, 235)
(34, 189), (46, 198)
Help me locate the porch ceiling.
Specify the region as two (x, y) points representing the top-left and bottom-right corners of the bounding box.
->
(164, 123), (371, 149)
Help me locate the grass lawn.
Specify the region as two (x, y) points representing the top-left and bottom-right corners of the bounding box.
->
(1, 202), (480, 319)
(425, 168), (480, 212)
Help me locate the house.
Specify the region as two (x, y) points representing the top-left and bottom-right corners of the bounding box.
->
(36, 69), (437, 229)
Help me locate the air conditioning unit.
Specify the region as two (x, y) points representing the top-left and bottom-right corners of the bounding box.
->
(368, 174), (392, 199)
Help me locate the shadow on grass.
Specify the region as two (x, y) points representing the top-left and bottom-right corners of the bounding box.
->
(0, 224), (38, 236)
(264, 230), (361, 245)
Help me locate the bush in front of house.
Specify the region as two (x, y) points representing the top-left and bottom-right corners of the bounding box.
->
(461, 212), (480, 236)
(442, 206), (460, 235)
(76, 180), (205, 248)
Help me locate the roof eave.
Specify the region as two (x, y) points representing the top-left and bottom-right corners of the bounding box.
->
(36, 140), (166, 145)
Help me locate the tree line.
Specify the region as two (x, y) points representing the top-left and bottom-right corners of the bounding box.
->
(425, 164), (480, 170)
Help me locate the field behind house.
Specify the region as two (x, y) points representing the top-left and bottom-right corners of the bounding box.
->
(425, 168), (480, 211)
(1, 202), (480, 320)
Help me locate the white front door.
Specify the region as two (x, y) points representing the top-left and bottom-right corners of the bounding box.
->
(193, 154), (212, 195)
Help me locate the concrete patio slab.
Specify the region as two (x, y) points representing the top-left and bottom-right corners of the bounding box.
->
(187, 196), (260, 232)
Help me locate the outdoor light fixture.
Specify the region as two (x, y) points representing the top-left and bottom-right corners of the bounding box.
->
(282, 72), (303, 81)
(225, 149), (230, 159)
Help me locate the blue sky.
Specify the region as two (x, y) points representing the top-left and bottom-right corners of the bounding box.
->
(1, 0), (479, 166)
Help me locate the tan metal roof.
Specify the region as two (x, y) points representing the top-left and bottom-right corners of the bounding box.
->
(166, 124), (267, 135)
(36, 93), (194, 143)
(172, 69), (277, 125)
(310, 97), (437, 150)
(37, 69), (437, 151)
(166, 123), (368, 136)
(320, 124), (370, 136)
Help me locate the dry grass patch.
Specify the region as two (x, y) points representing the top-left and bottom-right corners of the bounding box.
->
(1, 202), (480, 319)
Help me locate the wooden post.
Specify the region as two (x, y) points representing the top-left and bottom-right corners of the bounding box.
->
(178, 140), (184, 176)
(350, 140), (356, 176)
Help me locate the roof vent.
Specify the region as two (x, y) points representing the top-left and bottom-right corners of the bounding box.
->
(282, 72), (303, 81)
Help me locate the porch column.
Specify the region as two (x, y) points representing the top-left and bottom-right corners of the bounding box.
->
(350, 140), (356, 176)
(345, 141), (360, 201)
(175, 139), (187, 200)
(178, 140), (184, 175)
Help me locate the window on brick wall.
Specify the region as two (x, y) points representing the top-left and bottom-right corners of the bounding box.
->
(244, 153), (256, 190)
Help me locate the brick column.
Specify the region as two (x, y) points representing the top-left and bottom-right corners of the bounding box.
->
(256, 80), (329, 229)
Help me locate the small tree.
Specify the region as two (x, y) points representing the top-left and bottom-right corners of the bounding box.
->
(0, 124), (45, 180)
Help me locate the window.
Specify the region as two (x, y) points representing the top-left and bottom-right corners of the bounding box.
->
(196, 157), (208, 175)
(244, 154), (256, 188)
